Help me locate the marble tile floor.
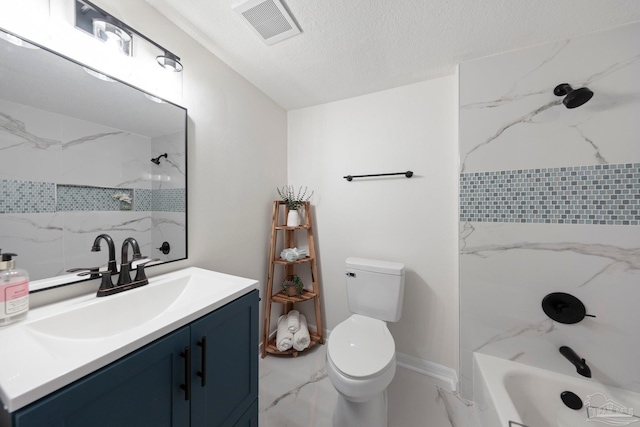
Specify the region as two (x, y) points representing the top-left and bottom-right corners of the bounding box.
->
(259, 345), (482, 427)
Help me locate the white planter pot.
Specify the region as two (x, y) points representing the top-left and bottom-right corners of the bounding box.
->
(287, 210), (301, 227)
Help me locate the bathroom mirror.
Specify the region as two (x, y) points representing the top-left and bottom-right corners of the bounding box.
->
(0, 29), (187, 287)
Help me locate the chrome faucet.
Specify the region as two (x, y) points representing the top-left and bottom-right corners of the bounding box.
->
(91, 234), (118, 275)
(560, 346), (591, 378)
(117, 237), (142, 286)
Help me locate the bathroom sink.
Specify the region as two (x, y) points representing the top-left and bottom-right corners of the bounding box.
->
(0, 267), (258, 412)
(26, 271), (235, 340)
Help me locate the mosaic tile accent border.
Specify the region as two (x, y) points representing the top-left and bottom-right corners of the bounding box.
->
(1, 182), (185, 214)
(152, 188), (186, 212)
(0, 180), (56, 214)
(133, 189), (153, 211)
(133, 188), (185, 212)
(460, 163), (640, 225)
(57, 185), (133, 212)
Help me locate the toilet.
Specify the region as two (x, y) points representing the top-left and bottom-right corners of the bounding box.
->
(326, 257), (405, 427)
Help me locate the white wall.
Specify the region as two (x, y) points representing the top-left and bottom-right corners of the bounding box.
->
(0, 1), (288, 341)
(288, 77), (459, 369)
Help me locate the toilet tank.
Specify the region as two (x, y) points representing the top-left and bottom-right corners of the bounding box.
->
(345, 257), (405, 322)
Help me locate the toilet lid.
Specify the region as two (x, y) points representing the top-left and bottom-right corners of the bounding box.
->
(328, 315), (395, 378)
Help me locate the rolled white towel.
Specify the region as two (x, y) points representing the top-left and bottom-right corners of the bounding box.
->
(293, 314), (310, 351)
(276, 315), (293, 351)
(293, 248), (308, 258)
(280, 248), (300, 262)
(287, 310), (300, 333)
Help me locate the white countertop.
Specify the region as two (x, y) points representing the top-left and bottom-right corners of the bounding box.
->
(0, 267), (258, 412)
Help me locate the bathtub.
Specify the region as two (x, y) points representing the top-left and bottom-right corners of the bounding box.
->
(473, 353), (640, 427)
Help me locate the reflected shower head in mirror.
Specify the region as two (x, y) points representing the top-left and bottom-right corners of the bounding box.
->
(554, 83), (594, 109)
(151, 153), (168, 165)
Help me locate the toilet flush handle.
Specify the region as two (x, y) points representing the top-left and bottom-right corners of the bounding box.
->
(346, 272), (356, 277)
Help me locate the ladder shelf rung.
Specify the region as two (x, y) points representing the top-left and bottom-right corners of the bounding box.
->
(273, 257), (313, 265)
(271, 290), (317, 303)
(274, 225), (311, 230)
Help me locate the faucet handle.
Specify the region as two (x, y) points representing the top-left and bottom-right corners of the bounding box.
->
(83, 270), (115, 294)
(96, 270), (114, 293)
(135, 258), (161, 266)
(134, 258), (160, 283)
(72, 268), (114, 293)
(67, 266), (101, 280)
(81, 270), (115, 297)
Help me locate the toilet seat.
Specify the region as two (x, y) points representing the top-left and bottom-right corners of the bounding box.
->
(328, 314), (395, 379)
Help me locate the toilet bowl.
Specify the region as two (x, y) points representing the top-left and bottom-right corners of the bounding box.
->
(326, 258), (405, 427)
(327, 315), (397, 427)
(327, 315), (396, 400)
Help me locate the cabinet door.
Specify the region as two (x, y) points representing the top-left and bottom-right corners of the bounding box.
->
(190, 290), (258, 427)
(233, 399), (258, 427)
(13, 327), (191, 427)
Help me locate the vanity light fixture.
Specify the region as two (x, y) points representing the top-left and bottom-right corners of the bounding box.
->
(156, 51), (183, 72)
(75, 0), (183, 72)
(92, 17), (132, 56)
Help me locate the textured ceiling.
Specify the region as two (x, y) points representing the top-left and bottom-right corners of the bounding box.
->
(146, 0), (640, 110)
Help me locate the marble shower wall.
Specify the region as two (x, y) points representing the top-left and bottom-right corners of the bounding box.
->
(150, 131), (187, 263)
(458, 22), (640, 399)
(0, 100), (185, 280)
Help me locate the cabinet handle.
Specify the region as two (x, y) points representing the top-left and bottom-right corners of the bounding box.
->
(197, 336), (207, 387)
(180, 346), (191, 401)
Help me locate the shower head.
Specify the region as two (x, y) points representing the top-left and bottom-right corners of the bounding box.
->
(151, 153), (168, 165)
(554, 84), (593, 109)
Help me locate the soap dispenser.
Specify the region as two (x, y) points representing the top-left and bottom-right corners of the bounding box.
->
(0, 250), (29, 326)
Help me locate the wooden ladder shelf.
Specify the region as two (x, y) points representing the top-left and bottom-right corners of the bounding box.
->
(262, 200), (324, 357)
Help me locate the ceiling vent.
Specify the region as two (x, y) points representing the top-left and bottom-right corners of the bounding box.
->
(232, 0), (300, 46)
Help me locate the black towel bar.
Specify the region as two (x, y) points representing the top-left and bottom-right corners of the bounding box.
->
(343, 171), (413, 181)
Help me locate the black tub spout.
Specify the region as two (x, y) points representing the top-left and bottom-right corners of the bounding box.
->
(560, 346), (591, 378)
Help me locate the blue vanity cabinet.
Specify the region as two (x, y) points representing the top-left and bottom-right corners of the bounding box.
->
(12, 326), (192, 427)
(9, 290), (259, 427)
(233, 400), (258, 427)
(190, 290), (259, 427)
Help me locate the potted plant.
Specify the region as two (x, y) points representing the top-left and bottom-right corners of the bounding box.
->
(277, 185), (314, 227)
(282, 275), (304, 297)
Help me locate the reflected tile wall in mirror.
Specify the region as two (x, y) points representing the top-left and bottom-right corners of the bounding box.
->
(0, 95), (185, 279)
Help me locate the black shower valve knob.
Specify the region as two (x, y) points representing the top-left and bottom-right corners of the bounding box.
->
(157, 241), (171, 254)
(542, 292), (596, 324)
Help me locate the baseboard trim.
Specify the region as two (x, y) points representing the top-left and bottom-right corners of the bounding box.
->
(395, 352), (458, 392)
